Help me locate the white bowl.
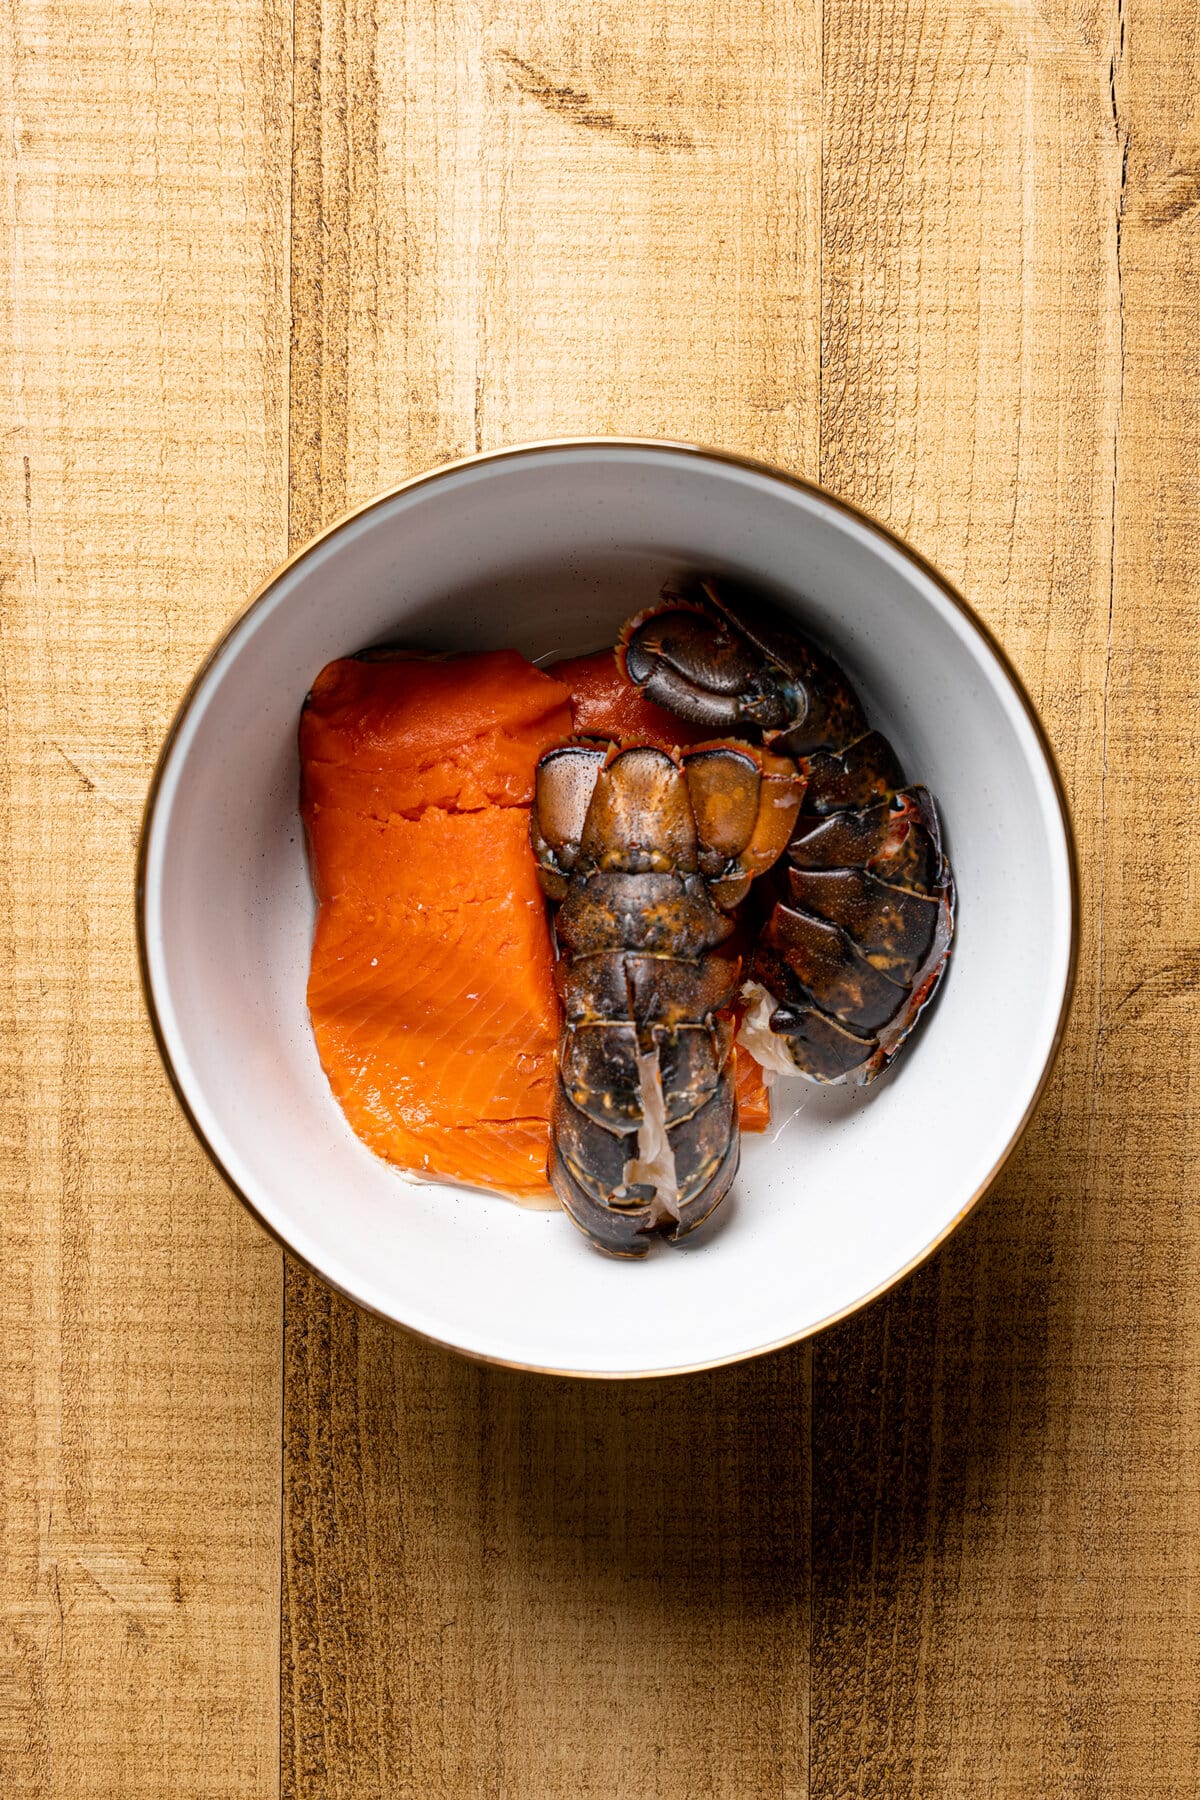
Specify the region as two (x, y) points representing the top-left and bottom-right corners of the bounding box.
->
(138, 440), (1077, 1377)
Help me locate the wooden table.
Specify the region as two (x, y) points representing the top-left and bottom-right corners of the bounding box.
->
(4, 0), (1198, 1793)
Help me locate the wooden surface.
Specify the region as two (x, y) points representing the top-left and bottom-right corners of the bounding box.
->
(1, 2), (287, 1794)
(3, 0), (1198, 1794)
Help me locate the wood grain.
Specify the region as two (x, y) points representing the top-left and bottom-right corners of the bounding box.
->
(289, 0), (821, 534)
(4, 0), (1199, 1792)
(0, 1), (288, 1793)
(283, 1270), (809, 1798)
(283, 0), (821, 1794)
(813, 0), (1200, 1792)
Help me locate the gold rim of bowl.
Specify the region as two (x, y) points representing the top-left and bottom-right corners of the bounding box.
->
(135, 437), (1082, 1380)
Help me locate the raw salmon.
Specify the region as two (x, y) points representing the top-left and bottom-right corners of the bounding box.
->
(550, 650), (713, 753)
(302, 651), (572, 1200)
(304, 650), (571, 826)
(734, 1046), (772, 1132)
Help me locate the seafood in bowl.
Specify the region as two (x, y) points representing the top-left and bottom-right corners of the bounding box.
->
(138, 439), (1075, 1375)
(298, 577), (956, 1258)
(532, 736), (801, 1255)
(295, 623), (773, 1220)
(620, 581), (956, 1086)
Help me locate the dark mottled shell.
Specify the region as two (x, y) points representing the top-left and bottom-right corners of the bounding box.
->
(765, 999), (877, 1083)
(536, 710), (803, 1251)
(614, 580), (956, 1089)
(556, 871), (734, 958)
(786, 789), (942, 894)
(664, 1128), (739, 1241)
(622, 605), (795, 733)
(652, 1019), (733, 1124)
(558, 1023), (642, 1130)
(552, 1088), (640, 1193)
(794, 732), (907, 817)
(695, 578), (869, 753)
(624, 950), (741, 1027)
(667, 1064), (738, 1214)
(758, 906), (909, 1034)
(550, 1101), (653, 1258)
(555, 951), (636, 1024)
(785, 866), (941, 982)
(556, 949), (741, 1029)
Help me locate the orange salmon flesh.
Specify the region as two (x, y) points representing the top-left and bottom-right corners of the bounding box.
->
(302, 651), (571, 1199)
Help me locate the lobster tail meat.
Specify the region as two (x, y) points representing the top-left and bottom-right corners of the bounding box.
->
(758, 913), (909, 1034)
(627, 575), (870, 753)
(581, 745), (699, 873)
(619, 605), (794, 733)
(784, 867), (942, 979)
(556, 870), (735, 960)
(752, 773), (954, 1083)
(742, 985), (878, 1085)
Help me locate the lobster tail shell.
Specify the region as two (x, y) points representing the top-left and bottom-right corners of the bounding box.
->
(692, 576), (870, 755)
(753, 782), (955, 1084)
(531, 734), (799, 1255)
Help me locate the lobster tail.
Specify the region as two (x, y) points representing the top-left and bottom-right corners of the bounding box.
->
(751, 786), (955, 1084)
(531, 738), (801, 1255)
(618, 578), (956, 1088)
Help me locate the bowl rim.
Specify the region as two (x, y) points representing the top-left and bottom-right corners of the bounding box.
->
(136, 435), (1081, 1379)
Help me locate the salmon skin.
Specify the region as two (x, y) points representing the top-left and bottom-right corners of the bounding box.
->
(301, 650), (572, 1200)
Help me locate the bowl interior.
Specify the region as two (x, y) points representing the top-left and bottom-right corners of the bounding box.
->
(141, 444), (1074, 1376)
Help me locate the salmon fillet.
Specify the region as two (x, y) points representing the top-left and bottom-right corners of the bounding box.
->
(301, 651), (571, 1200)
(303, 649), (571, 826)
